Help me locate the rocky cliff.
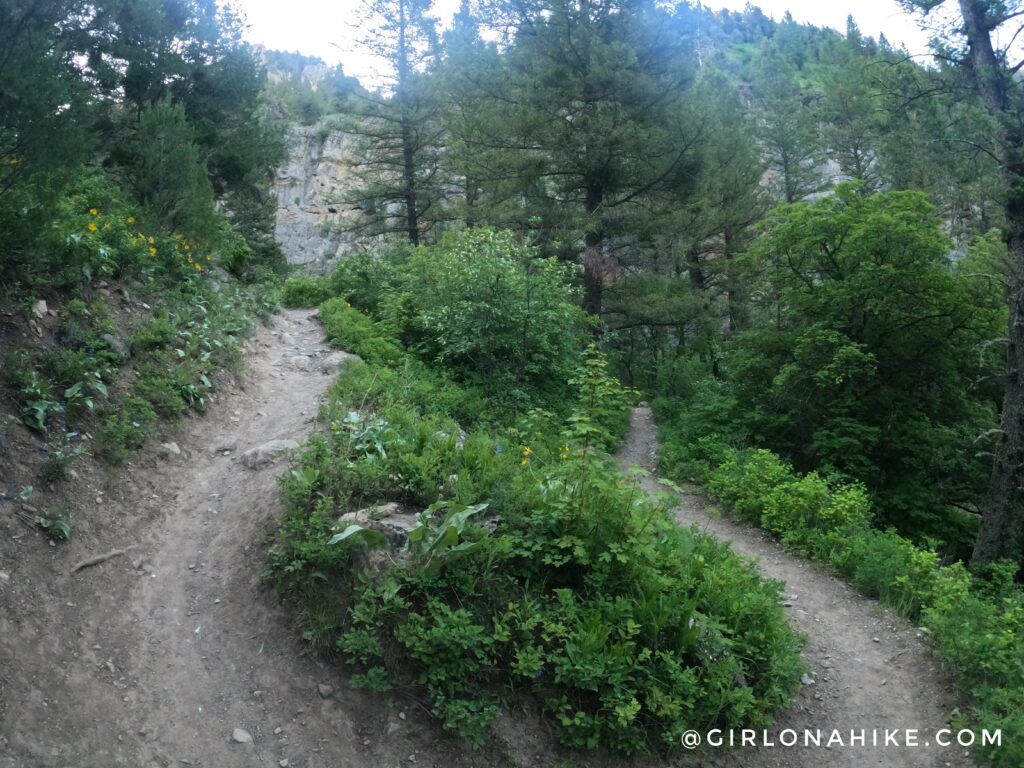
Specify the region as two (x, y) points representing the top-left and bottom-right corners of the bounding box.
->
(273, 124), (368, 274)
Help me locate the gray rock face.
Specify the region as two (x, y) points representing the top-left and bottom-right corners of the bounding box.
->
(273, 124), (382, 274)
(240, 439), (300, 469)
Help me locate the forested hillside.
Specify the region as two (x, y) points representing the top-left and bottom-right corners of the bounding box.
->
(3, 0), (1024, 766)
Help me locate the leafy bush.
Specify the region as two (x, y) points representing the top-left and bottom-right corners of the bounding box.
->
(328, 248), (403, 312)
(38, 431), (86, 485)
(38, 506), (72, 541)
(318, 298), (405, 367)
(380, 228), (587, 409)
(96, 396), (158, 464)
(270, 290), (803, 754)
(281, 276), (333, 307)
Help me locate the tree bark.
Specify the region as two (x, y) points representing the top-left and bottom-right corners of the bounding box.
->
(957, 0), (1024, 569)
(401, 114), (420, 246)
(582, 183), (607, 316)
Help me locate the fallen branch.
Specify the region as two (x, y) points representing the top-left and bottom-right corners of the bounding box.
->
(70, 548), (129, 573)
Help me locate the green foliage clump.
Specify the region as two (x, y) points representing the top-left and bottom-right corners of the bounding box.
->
(96, 396), (158, 464)
(269, 268), (803, 753)
(37, 506), (72, 542)
(379, 229), (588, 409)
(281, 276), (334, 307)
(318, 297), (405, 367)
(718, 185), (1003, 554)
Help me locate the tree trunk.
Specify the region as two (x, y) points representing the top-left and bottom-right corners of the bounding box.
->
(401, 114), (419, 246)
(958, 0), (1024, 569)
(396, 0), (419, 246)
(582, 183), (606, 316)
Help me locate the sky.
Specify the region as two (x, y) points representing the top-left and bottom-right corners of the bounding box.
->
(231, 0), (937, 83)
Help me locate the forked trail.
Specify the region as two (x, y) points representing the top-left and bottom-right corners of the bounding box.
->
(0, 313), (972, 768)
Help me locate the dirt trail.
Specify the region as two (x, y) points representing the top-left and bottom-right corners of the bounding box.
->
(0, 320), (978, 768)
(619, 405), (972, 768)
(0, 309), (510, 768)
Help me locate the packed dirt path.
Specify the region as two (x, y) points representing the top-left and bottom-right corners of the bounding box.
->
(619, 405), (973, 768)
(0, 309), (511, 768)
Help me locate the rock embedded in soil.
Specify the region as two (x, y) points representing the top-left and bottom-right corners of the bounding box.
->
(319, 350), (360, 374)
(101, 333), (131, 361)
(240, 439), (300, 469)
(317, 684), (334, 698)
(231, 728), (253, 744)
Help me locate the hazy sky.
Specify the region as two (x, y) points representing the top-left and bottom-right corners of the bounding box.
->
(232, 0), (935, 82)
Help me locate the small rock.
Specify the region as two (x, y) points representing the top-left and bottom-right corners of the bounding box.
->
(105, 660), (116, 674)
(872, 637), (881, 643)
(231, 728), (253, 744)
(279, 761), (289, 768)
(287, 355), (313, 372)
(273, 727), (283, 735)
(0, 571), (9, 587)
(240, 439), (299, 469)
(320, 350), (360, 374)
(33, 300), (48, 319)
(317, 683), (334, 699)
(800, 674), (814, 686)
(101, 333), (131, 361)
(281, 333), (296, 345)
(159, 442), (181, 458)
(398, 711), (406, 720)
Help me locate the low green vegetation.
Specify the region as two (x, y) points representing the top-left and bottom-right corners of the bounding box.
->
(269, 230), (805, 753)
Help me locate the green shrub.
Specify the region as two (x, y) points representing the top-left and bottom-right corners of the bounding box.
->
(134, 363), (188, 418)
(38, 506), (72, 541)
(96, 396), (158, 463)
(328, 248), (403, 313)
(38, 431), (86, 485)
(318, 297), (405, 367)
(281, 276), (333, 307)
(383, 228), (587, 407)
(270, 318), (802, 755)
(132, 312), (177, 352)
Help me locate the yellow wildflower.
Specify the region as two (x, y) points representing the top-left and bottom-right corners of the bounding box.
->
(147, 236), (154, 244)
(520, 459), (529, 466)
(127, 216), (135, 223)
(89, 208), (97, 215)
(149, 247), (157, 256)
(87, 222), (97, 232)
(522, 447), (532, 457)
